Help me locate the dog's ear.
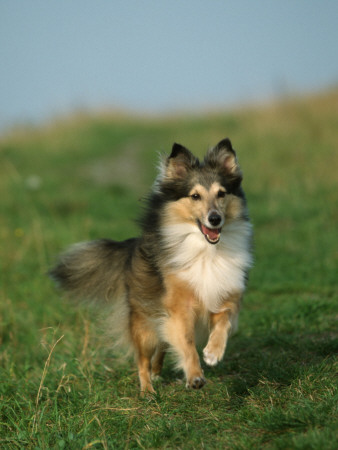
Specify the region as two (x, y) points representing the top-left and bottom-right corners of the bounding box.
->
(166, 143), (198, 179)
(206, 138), (242, 179)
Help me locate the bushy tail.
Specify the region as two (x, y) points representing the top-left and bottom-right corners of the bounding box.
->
(50, 238), (136, 303)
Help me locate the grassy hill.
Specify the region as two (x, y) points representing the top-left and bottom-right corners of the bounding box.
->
(1, 89), (337, 448)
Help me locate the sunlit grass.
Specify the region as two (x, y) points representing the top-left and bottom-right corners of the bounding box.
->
(1, 88), (337, 448)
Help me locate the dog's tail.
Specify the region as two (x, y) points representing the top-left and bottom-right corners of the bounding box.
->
(49, 238), (137, 303)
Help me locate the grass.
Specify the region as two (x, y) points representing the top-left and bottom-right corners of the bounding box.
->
(1, 88), (337, 448)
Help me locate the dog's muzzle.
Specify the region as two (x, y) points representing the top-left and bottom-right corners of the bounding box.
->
(198, 212), (223, 244)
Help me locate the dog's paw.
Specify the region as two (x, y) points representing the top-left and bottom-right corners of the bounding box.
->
(203, 348), (218, 366)
(186, 376), (206, 389)
(140, 384), (156, 397)
(203, 345), (224, 366)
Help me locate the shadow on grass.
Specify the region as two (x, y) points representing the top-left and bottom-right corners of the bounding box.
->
(205, 330), (337, 395)
(148, 329), (337, 400)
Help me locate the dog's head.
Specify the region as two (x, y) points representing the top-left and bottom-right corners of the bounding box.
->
(156, 138), (246, 245)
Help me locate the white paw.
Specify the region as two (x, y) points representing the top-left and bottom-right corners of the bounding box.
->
(203, 348), (219, 366)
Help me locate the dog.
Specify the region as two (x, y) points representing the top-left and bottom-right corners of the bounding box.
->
(50, 138), (252, 394)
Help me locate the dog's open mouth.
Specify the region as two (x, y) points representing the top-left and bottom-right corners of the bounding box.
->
(198, 221), (222, 244)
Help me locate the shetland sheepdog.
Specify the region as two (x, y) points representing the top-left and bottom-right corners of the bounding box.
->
(50, 138), (252, 394)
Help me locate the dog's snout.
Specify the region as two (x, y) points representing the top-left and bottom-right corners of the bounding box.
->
(208, 212), (222, 227)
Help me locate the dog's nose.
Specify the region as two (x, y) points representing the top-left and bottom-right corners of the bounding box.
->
(208, 212), (222, 227)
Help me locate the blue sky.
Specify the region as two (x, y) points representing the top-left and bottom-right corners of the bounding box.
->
(1, 0), (337, 129)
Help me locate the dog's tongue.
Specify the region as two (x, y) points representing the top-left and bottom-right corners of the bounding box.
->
(201, 224), (221, 240)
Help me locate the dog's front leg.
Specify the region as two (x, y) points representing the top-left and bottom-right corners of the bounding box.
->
(163, 312), (205, 388)
(162, 276), (206, 389)
(203, 293), (241, 367)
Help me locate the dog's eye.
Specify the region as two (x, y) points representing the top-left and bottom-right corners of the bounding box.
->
(191, 193), (201, 201)
(217, 190), (226, 198)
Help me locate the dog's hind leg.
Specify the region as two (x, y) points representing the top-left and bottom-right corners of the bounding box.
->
(151, 343), (167, 379)
(130, 312), (158, 395)
(137, 351), (155, 396)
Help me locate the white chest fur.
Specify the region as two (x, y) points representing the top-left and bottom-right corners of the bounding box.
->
(162, 220), (253, 313)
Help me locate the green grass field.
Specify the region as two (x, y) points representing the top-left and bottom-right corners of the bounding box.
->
(1, 89), (337, 449)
